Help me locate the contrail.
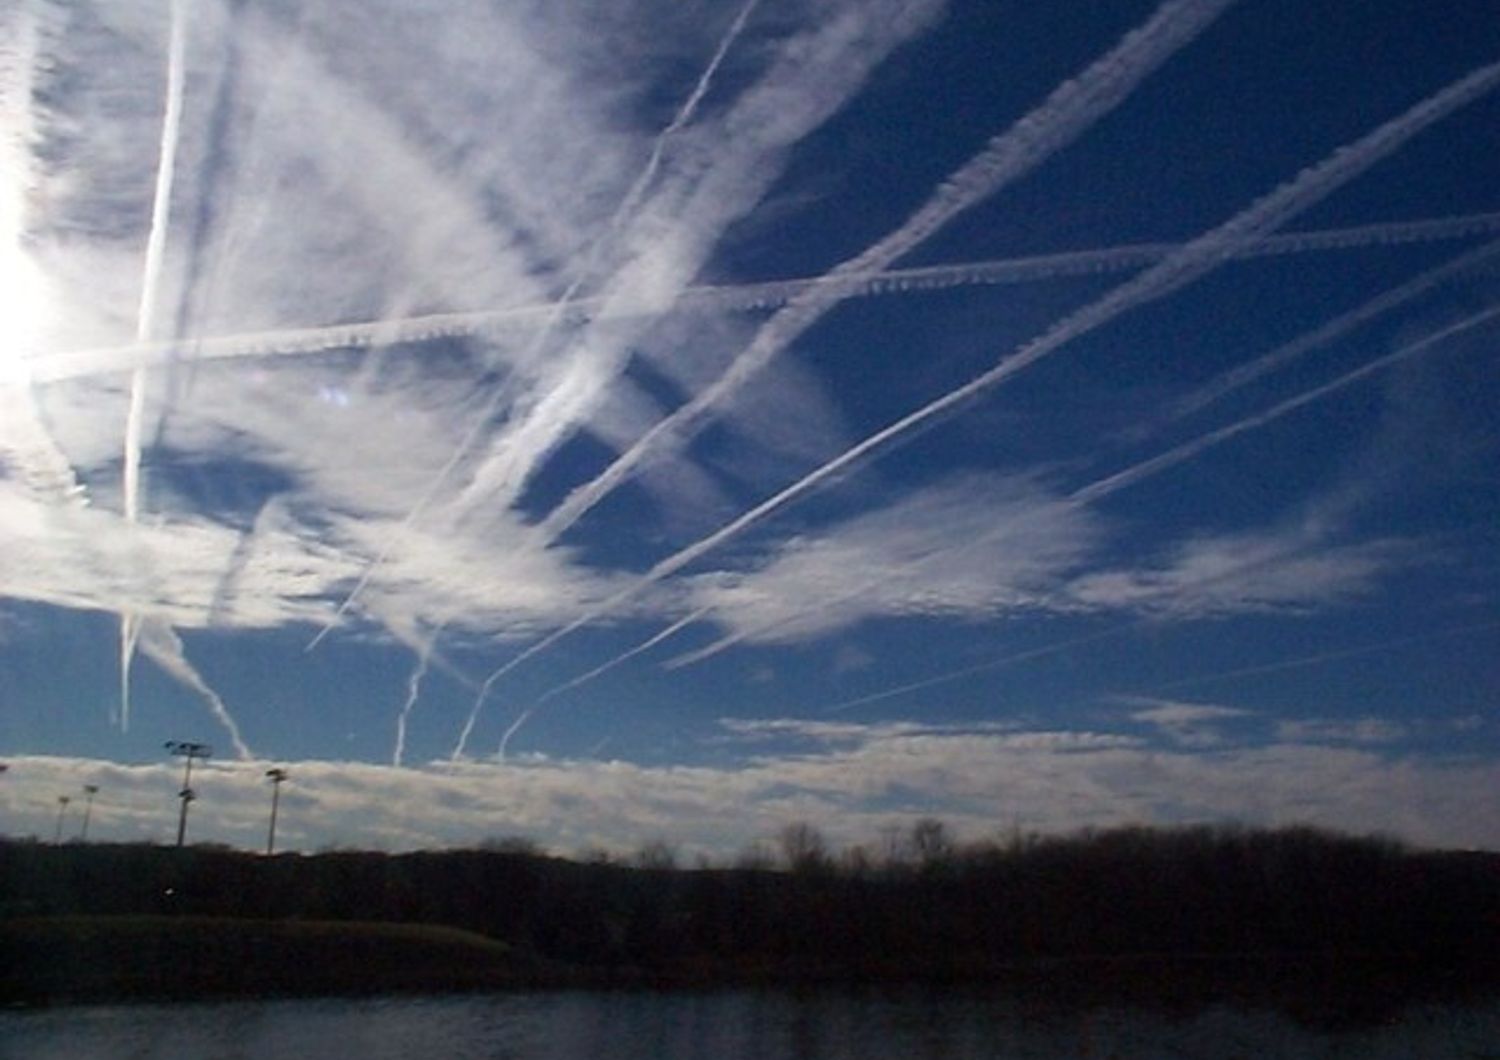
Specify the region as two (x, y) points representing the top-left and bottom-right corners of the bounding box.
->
(819, 306), (1500, 713)
(634, 299), (1500, 689)
(28, 209), (1500, 386)
(1072, 302), (1500, 505)
(438, 0), (907, 526)
(308, 0), (765, 649)
(658, 580), (882, 670)
(536, 605), (714, 705)
(613, 0), (761, 228)
(491, 605), (714, 758)
(677, 297), (1500, 702)
(453, 59), (1500, 755)
(392, 637), (432, 768)
(1146, 619), (1500, 693)
(123, 0), (188, 523)
(495, 705), (538, 761)
(442, 0), (763, 515)
(1170, 236), (1500, 423)
(136, 619), (254, 760)
(608, 60), (1500, 587)
(826, 625), (1132, 714)
(537, 0), (1241, 542)
(453, 0), (1244, 755)
(119, 0), (188, 731)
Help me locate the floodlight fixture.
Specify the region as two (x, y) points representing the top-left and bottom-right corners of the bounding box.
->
(164, 741), (212, 847)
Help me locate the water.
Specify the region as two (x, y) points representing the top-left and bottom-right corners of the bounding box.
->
(3, 990), (1498, 1059)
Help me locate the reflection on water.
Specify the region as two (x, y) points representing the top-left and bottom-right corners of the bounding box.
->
(2, 990), (1498, 1060)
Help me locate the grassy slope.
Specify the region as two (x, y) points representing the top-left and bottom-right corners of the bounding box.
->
(0, 915), (577, 1002)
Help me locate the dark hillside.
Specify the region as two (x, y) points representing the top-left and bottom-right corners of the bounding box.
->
(3, 825), (1497, 1017)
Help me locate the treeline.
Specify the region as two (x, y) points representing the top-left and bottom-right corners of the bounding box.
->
(3, 823), (1498, 1002)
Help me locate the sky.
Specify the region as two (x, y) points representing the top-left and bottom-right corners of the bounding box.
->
(1, 0), (1497, 858)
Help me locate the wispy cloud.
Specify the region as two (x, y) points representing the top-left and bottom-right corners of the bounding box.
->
(1275, 717), (1410, 746)
(7, 715), (1497, 855)
(676, 474), (1099, 651)
(1065, 525), (1403, 618)
(1118, 696), (1254, 747)
(537, 0), (1242, 543)
(2, 0), (1495, 833)
(469, 56), (1500, 718)
(30, 209), (1500, 386)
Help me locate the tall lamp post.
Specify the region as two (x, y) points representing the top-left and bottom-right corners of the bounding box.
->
(264, 767), (288, 855)
(53, 795), (71, 844)
(80, 784), (100, 841)
(164, 741), (212, 847)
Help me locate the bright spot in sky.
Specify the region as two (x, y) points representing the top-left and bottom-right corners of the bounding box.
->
(0, 39), (50, 385)
(0, 226), (51, 386)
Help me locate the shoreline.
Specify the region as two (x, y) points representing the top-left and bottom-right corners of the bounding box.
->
(6, 914), (1498, 1029)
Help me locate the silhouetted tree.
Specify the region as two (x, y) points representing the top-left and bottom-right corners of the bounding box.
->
(777, 821), (830, 874)
(910, 817), (954, 871)
(632, 839), (678, 870)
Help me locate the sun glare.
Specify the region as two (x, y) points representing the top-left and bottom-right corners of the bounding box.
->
(0, 165), (51, 387)
(1, 15), (51, 388)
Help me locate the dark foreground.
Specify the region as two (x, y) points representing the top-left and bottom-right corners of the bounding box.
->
(10, 990), (1499, 1059)
(4, 825), (1498, 1027)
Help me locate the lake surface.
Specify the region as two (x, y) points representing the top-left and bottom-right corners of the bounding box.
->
(3, 990), (1498, 1059)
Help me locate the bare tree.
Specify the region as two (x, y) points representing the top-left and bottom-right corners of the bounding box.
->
(777, 821), (829, 874)
(911, 817), (954, 871)
(632, 839), (678, 870)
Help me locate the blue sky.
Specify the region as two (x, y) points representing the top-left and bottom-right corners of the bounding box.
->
(1, 0), (1497, 856)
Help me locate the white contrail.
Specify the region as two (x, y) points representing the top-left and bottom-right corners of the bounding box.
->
(831, 613), (1500, 717)
(606, 59), (1500, 586)
(1170, 236), (1500, 422)
(661, 589), (871, 671)
(741, 299), (1500, 697)
(443, 0), (762, 515)
(495, 705), (537, 761)
(666, 252), (1500, 673)
(123, 0), (187, 522)
(453, 59), (1500, 754)
(1072, 301), (1500, 505)
(351, 0), (1234, 677)
(119, 0), (188, 732)
(438, 0), (926, 529)
(485, 601), (705, 755)
(612, 0), (761, 229)
(392, 638), (432, 768)
(528, 605), (714, 713)
(537, 0), (1241, 542)
(825, 625), (1131, 714)
(856, 305), (1500, 710)
(136, 620), (254, 760)
(28, 210), (1500, 386)
(309, 0), (766, 649)
(450, 0), (1241, 755)
(1147, 619), (1500, 693)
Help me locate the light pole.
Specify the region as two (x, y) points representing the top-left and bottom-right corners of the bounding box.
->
(164, 741), (212, 847)
(53, 795), (71, 844)
(264, 768), (288, 855)
(80, 784), (100, 841)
